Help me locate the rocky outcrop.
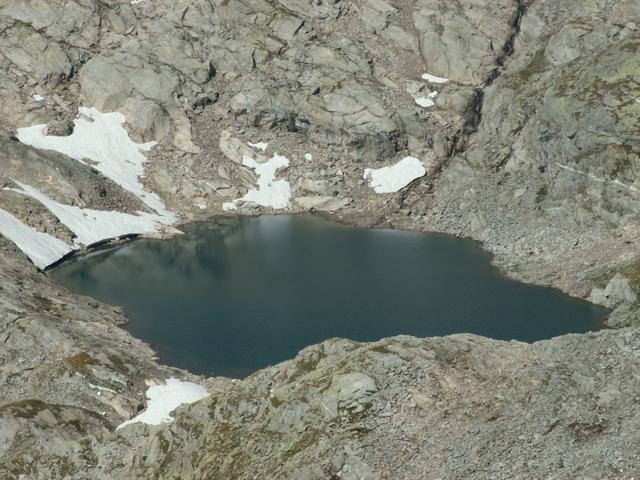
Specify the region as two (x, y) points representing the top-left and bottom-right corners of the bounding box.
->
(5, 329), (640, 479)
(414, 0), (522, 84)
(117, 330), (640, 479)
(416, 0), (640, 307)
(0, 0), (525, 220)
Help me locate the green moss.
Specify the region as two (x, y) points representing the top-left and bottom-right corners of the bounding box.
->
(535, 185), (548, 204)
(287, 357), (321, 382)
(107, 353), (130, 374)
(515, 49), (549, 84)
(280, 431), (321, 463)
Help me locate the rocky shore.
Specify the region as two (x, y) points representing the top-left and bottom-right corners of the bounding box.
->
(1, 0), (639, 477)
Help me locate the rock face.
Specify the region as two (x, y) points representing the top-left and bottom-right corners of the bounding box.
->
(414, 0), (521, 84)
(1, 0), (640, 478)
(118, 332), (640, 479)
(6, 331), (640, 479)
(421, 0), (640, 301)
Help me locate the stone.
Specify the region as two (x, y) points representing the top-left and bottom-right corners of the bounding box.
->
(295, 196), (351, 212)
(589, 274), (638, 309)
(413, 0), (521, 85)
(298, 179), (330, 195)
(219, 130), (266, 165)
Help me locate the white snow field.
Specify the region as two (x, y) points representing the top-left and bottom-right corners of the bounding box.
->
(223, 154), (291, 210)
(0, 107), (177, 269)
(9, 182), (165, 246)
(17, 107), (175, 220)
(117, 378), (209, 429)
(364, 157), (426, 193)
(0, 208), (74, 269)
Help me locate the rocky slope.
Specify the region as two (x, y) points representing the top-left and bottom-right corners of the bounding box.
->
(0, 0), (640, 478)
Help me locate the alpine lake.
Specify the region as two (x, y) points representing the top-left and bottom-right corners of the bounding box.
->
(51, 215), (608, 378)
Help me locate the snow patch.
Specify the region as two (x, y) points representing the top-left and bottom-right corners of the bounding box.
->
(1, 108), (178, 269)
(33, 94), (45, 102)
(304, 153), (313, 161)
(364, 157), (426, 193)
(16, 107), (174, 221)
(8, 182), (167, 247)
(223, 154), (291, 210)
(421, 73), (449, 84)
(248, 141), (268, 152)
(415, 91), (438, 108)
(0, 208), (73, 269)
(117, 378), (209, 429)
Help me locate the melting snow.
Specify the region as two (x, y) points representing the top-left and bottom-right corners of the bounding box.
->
(364, 157), (426, 193)
(117, 378), (209, 429)
(415, 91), (438, 108)
(8, 182), (167, 247)
(248, 141), (268, 152)
(16, 107), (174, 221)
(0, 208), (73, 269)
(421, 73), (449, 84)
(223, 154), (291, 210)
(0, 108), (178, 269)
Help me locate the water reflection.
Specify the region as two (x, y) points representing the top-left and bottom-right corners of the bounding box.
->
(52, 215), (609, 378)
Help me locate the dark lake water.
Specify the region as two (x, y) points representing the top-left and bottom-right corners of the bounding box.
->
(51, 215), (608, 378)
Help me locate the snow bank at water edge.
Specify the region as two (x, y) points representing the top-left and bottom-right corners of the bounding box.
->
(117, 378), (209, 429)
(0, 208), (73, 269)
(0, 108), (178, 268)
(8, 182), (167, 247)
(364, 157), (426, 193)
(223, 154), (291, 210)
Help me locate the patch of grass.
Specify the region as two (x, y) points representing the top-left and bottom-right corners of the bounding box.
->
(280, 431), (321, 463)
(107, 353), (129, 374)
(64, 352), (97, 374)
(535, 185), (549, 204)
(270, 396), (284, 408)
(515, 49), (549, 84)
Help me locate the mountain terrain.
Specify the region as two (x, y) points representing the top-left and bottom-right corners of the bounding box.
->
(0, 0), (639, 478)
